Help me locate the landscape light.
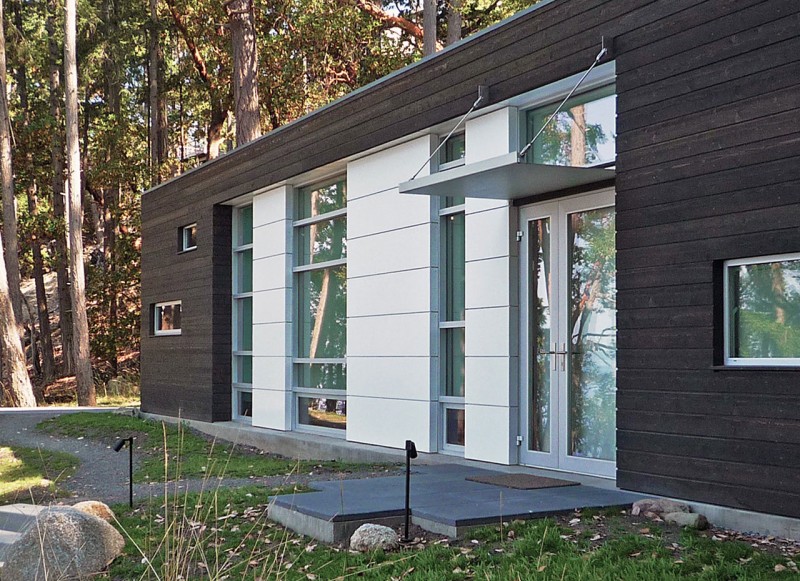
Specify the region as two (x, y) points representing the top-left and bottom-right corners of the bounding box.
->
(113, 436), (135, 507)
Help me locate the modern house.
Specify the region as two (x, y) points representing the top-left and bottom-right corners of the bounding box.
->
(141, 0), (800, 526)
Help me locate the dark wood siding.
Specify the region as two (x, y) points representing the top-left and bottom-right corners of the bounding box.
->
(141, 0), (800, 518)
(614, 0), (800, 518)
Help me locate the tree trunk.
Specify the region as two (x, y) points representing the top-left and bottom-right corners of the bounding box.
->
(207, 102), (227, 160)
(0, 0), (35, 407)
(423, 0), (437, 56)
(65, 0), (96, 405)
(47, 0), (74, 377)
(29, 220), (56, 387)
(227, 0), (261, 146)
(148, 0), (167, 185)
(446, 0), (462, 46)
(570, 104), (586, 167)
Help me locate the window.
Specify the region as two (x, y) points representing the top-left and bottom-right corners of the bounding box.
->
(232, 205), (253, 419)
(440, 197), (465, 450)
(181, 223), (197, 252)
(293, 179), (347, 433)
(154, 301), (181, 336)
(439, 133), (466, 171)
(724, 253), (800, 366)
(526, 85), (616, 167)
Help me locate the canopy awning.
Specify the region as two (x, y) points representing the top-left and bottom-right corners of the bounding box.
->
(398, 153), (614, 200)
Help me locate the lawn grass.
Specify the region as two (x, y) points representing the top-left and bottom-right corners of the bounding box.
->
(37, 412), (387, 483)
(0, 446), (79, 503)
(100, 487), (797, 580)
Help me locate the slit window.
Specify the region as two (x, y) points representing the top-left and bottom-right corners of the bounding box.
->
(181, 223), (197, 252)
(154, 301), (181, 336)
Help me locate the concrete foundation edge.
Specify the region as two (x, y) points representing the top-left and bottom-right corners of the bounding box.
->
(268, 503), (405, 544)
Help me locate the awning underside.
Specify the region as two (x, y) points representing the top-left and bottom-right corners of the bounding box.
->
(398, 153), (614, 200)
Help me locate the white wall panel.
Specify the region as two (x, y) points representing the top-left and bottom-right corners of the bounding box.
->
(252, 388), (292, 431)
(253, 219), (291, 260)
(252, 254), (292, 293)
(348, 188), (432, 239)
(253, 185), (290, 228)
(347, 396), (434, 452)
(465, 257), (512, 309)
(348, 268), (434, 317)
(253, 288), (290, 325)
(465, 307), (517, 357)
(348, 136), (433, 200)
(348, 312), (434, 357)
(347, 224), (432, 277)
(252, 322), (291, 358)
(465, 107), (516, 164)
(465, 356), (518, 407)
(465, 207), (514, 261)
(253, 356), (291, 390)
(347, 356), (433, 400)
(464, 404), (516, 464)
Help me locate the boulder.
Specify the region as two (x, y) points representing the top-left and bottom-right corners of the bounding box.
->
(73, 501), (115, 523)
(664, 511), (709, 530)
(1, 507), (125, 581)
(349, 523), (400, 552)
(631, 498), (691, 517)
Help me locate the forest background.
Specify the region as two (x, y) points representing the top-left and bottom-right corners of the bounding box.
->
(0, 0), (536, 406)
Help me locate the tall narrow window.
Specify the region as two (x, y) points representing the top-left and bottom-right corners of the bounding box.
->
(293, 179), (347, 433)
(440, 197), (465, 450)
(233, 205), (253, 420)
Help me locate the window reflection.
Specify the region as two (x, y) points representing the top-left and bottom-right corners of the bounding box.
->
(298, 397), (346, 430)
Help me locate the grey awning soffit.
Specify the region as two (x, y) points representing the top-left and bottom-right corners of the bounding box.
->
(398, 152), (614, 200)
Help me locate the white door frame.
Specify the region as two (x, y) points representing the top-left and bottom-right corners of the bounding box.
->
(518, 188), (616, 478)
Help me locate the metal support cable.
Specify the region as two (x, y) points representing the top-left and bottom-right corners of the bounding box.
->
(518, 40), (608, 162)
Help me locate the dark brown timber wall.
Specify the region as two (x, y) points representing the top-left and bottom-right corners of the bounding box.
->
(141, 0), (800, 517)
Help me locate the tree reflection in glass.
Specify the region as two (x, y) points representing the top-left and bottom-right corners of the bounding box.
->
(530, 218), (551, 453)
(567, 207), (616, 461)
(730, 258), (800, 359)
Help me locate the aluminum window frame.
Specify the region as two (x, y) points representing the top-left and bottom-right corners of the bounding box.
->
(153, 300), (182, 336)
(232, 204), (254, 422)
(292, 178), (348, 437)
(181, 223), (198, 252)
(723, 252), (800, 367)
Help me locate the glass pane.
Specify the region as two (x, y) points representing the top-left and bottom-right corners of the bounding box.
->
(296, 266), (347, 359)
(235, 249), (253, 293)
(238, 390), (253, 417)
(157, 303), (181, 332)
(296, 217), (347, 266)
(297, 180), (346, 220)
(567, 206), (616, 461)
(729, 258), (800, 359)
(294, 363), (346, 390)
(529, 217), (551, 453)
(234, 355), (252, 384)
(445, 408), (465, 446)
(235, 297), (253, 351)
(443, 327), (465, 397)
(527, 85), (616, 167)
(183, 225), (197, 249)
(441, 133), (465, 165)
(298, 397), (346, 430)
(237, 206), (253, 246)
(444, 212), (465, 321)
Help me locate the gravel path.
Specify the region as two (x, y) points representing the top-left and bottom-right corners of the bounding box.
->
(0, 410), (396, 506)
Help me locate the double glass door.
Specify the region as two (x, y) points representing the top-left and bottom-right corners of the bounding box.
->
(519, 190), (617, 478)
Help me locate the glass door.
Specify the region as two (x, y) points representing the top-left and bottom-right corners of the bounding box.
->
(519, 190), (617, 478)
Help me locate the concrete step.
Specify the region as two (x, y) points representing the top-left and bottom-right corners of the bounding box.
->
(0, 504), (48, 564)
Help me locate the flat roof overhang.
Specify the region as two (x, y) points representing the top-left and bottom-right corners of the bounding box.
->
(398, 152), (615, 200)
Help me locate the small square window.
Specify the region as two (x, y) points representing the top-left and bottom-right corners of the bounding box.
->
(154, 301), (182, 336)
(444, 407), (465, 447)
(724, 253), (800, 366)
(181, 223), (197, 252)
(439, 133), (465, 171)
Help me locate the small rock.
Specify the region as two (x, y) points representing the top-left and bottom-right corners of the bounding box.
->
(1, 507), (125, 581)
(632, 498), (691, 517)
(664, 512), (709, 530)
(73, 500), (116, 522)
(349, 523), (400, 552)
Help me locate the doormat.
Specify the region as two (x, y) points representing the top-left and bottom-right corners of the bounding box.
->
(466, 473), (579, 490)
